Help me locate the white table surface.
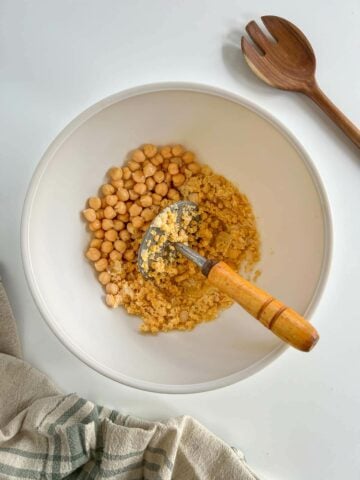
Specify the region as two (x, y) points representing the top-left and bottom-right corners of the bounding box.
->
(1, 1), (360, 478)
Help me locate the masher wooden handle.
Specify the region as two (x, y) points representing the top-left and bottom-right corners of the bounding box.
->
(305, 83), (360, 149)
(207, 261), (319, 352)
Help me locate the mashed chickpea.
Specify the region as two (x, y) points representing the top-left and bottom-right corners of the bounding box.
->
(82, 144), (260, 333)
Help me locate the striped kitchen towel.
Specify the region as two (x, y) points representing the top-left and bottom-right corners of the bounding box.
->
(0, 278), (258, 479)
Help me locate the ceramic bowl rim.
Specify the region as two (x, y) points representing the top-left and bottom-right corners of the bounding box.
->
(21, 81), (333, 394)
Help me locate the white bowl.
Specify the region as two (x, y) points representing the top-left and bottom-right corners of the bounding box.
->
(22, 83), (332, 393)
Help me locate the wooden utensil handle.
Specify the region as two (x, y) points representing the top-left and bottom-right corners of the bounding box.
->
(305, 82), (360, 148)
(207, 261), (319, 352)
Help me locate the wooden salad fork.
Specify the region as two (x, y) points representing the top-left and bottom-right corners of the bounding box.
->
(241, 16), (360, 148)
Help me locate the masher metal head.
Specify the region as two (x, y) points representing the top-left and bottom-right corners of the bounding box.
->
(137, 200), (215, 279)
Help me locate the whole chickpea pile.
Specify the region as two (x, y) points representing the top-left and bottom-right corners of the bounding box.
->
(83, 144), (260, 333)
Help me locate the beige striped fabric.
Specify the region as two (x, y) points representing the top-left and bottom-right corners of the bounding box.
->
(0, 278), (258, 479)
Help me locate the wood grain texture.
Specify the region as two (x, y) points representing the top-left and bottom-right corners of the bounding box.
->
(207, 261), (319, 352)
(241, 15), (360, 148)
(305, 83), (360, 148)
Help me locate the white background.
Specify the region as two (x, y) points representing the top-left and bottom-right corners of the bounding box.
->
(1, 1), (360, 478)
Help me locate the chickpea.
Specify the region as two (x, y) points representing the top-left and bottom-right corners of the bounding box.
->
(101, 184), (115, 196)
(126, 264), (137, 274)
(88, 197), (102, 210)
(151, 153), (163, 166)
(132, 216), (144, 229)
(114, 201), (127, 215)
(111, 179), (124, 189)
(86, 247), (101, 262)
(129, 203), (142, 217)
(101, 197), (107, 208)
(172, 144), (184, 156)
(119, 229), (131, 241)
(143, 162), (157, 178)
(114, 239), (127, 253)
(128, 160), (141, 172)
(160, 198), (171, 208)
(167, 188), (180, 201)
(188, 162), (201, 174)
(182, 151), (195, 164)
(101, 241), (114, 253)
(160, 146), (172, 159)
(201, 165), (212, 175)
(108, 167), (123, 181)
(96, 209), (104, 220)
(98, 271), (111, 285)
(110, 250), (122, 261)
(155, 182), (168, 197)
(118, 213), (129, 222)
(145, 177), (156, 191)
(117, 187), (130, 201)
(94, 258), (108, 272)
(90, 238), (102, 248)
(139, 194), (152, 207)
(132, 149), (146, 163)
(101, 251), (109, 259)
(102, 219), (114, 231)
(152, 204), (160, 214)
(124, 179), (135, 190)
(163, 158), (170, 169)
(188, 192), (199, 203)
(94, 229), (105, 239)
(132, 170), (145, 183)
(141, 207), (155, 222)
(172, 173), (186, 187)
(83, 208), (96, 222)
(89, 219), (102, 231)
(122, 167), (131, 180)
(105, 229), (118, 242)
(143, 144), (157, 158)
(164, 172), (172, 184)
(129, 190), (139, 201)
(124, 249), (135, 261)
(152, 193), (162, 205)
(153, 170), (165, 183)
(127, 223), (136, 235)
(168, 163), (179, 175)
(133, 238), (141, 248)
(133, 182), (147, 195)
(106, 283), (119, 295)
(113, 220), (125, 231)
(105, 194), (118, 206)
(104, 206), (116, 219)
(171, 157), (183, 166)
(105, 294), (115, 307)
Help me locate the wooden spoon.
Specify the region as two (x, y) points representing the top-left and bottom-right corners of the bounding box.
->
(138, 201), (319, 352)
(241, 16), (360, 148)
